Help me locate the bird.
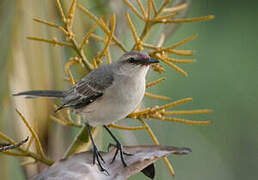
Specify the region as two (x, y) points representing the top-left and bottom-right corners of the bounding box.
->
(13, 51), (159, 172)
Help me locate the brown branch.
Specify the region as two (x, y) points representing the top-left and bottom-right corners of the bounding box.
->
(27, 37), (73, 47)
(16, 109), (46, 159)
(77, 4), (127, 52)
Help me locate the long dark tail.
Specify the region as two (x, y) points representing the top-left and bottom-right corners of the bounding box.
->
(12, 90), (65, 98)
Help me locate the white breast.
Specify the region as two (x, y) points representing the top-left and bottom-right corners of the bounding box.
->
(81, 66), (148, 127)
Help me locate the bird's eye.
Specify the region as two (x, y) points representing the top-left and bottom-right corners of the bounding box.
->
(128, 57), (135, 63)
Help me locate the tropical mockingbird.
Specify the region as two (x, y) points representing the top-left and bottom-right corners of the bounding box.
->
(13, 51), (159, 171)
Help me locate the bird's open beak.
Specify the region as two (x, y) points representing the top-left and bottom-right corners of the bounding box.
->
(148, 58), (159, 64)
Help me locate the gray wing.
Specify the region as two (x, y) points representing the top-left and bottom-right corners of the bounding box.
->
(55, 65), (114, 112)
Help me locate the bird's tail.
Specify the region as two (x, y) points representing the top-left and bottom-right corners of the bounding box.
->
(12, 90), (65, 98)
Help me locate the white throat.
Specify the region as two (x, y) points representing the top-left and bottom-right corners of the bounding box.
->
(116, 64), (150, 78)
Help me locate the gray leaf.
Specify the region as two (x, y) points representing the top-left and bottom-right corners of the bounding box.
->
(32, 145), (191, 180)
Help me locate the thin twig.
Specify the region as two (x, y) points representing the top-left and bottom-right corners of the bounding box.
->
(136, 0), (146, 18)
(138, 118), (175, 176)
(16, 109), (46, 159)
(161, 58), (188, 76)
(78, 4), (127, 52)
(164, 2), (188, 13)
(80, 24), (97, 50)
(152, 115), (212, 125)
(0, 137), (29, 152)
(162, 109), (212, 115)
(162, 15), (215, 24)
(150, 0), (157, 14)
(67, 0), (77, 28)
(27, 37), (73, 47)
(95, 14), (116, 60)
(33, 18), (68, 35)
(145, 92), (171, 101)
(56, 0), (66, 23)
(109, 123), (145, 130)
(124, 0), (145, 20)
(146, 77), (166, 88)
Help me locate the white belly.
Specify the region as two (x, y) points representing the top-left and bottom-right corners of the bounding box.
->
(79, 73), (146, 127)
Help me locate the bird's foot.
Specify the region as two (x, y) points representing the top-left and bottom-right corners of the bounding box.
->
(107, 143), (133, 167)
(92, 143), (108, 173)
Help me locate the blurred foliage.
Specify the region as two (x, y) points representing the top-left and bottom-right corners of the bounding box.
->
(0, 0), (257, 180)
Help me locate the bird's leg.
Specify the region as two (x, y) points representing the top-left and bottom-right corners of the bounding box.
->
(103, 125), (132, 167)
(86, 123), (106, 172)
(107, 143), (132, 156)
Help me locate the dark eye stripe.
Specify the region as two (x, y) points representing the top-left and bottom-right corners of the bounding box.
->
(127, 58), (144, 65)
(128, 57), (135, 63)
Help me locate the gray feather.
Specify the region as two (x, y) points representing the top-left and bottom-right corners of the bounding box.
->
(56, 64), (114, 111)
(12, 90), (65, 98)
(13, 64), (114, 112)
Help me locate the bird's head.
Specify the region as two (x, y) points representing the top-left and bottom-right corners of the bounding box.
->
(115, 52), (159, 76)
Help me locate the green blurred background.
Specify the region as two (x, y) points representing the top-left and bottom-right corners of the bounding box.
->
(0, 0), (257, 179)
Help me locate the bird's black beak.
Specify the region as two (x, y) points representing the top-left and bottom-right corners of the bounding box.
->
(148, 58), (159, 64)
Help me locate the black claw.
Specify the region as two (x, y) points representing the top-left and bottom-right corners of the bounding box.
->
(98, 150), (105, 163)
(108, 143), (133, 156)
(104, 125), (133, 167)
(92, 145), (105, 164)
(86, 123), (107, 173)
(123, 151), (133, 156)
(118, 143), (127, 167)
(95, 152), (106, 172)
(110, 148), (119, 164)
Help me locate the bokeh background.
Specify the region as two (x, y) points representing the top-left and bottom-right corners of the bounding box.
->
(0, 0), (257, 179)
